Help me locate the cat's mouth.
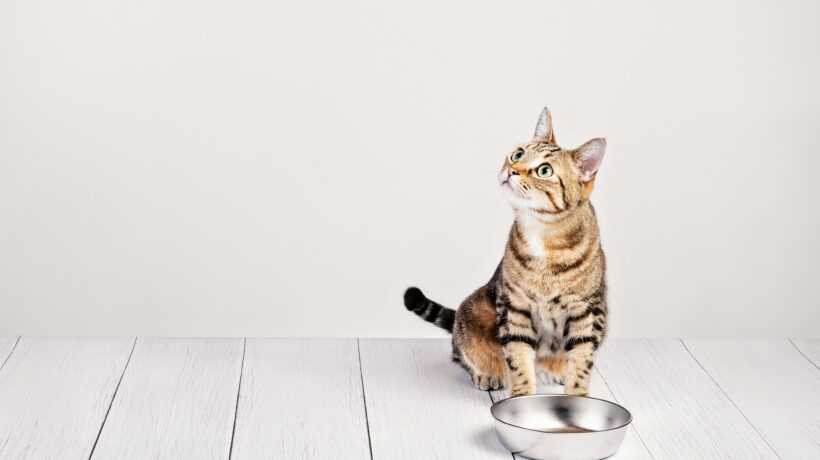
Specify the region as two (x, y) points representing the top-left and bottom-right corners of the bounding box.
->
(501, 178), (525, 198)
(501, 176), (519, 190)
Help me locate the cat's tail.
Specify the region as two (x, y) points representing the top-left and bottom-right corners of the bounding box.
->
(403, 287), (456, 333)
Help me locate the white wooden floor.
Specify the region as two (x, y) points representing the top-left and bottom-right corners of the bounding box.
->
(0, 338), (818, 460)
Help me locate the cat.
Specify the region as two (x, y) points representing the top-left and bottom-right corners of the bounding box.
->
(404, 107), (608, 397)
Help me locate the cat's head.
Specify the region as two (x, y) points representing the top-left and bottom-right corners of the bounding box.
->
(498, 107), (606, 219)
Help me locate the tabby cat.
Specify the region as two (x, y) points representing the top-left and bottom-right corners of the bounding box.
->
(404, 107), (608, 397)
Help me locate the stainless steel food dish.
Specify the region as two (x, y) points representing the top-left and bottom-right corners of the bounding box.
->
(491, 394), (632, 460)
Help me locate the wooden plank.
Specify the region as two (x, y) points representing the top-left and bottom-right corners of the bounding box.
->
(792, 339), (820, 368)
(230, 338), (370, 459)
(231, 339), (370, 459)
(594, 339), (777, 459)
(489, 366), (653, 459)
(589, 369), (653, 460)
(685, 339), (820, 459)
(91, 338), (244, 459)
(359, 338), (511, 459)
(0, 337), (135, 459)
(0, 337), (19, 369)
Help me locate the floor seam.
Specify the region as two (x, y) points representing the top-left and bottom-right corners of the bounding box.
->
(356, 339), (375, 460)
(0, 336), (21, 373)
(88, 336), (138, 460)
(679, 339), (782, 460)
(485, 390), (515, 460)
(228, 337), (247, 460)
(788, 339), (820, 371)
(595, 365), (656, 460)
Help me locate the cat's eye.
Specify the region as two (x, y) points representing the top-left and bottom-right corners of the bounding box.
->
(510, 150), (525, 163)
(536, 163), (553, 178)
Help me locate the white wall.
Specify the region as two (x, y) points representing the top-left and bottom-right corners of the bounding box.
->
(1, 0), (818, 338)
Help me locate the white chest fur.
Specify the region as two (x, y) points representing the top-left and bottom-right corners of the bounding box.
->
(516, 215), (547, 258)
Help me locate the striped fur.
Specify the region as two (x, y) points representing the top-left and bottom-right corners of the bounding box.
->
(404, 107), (609, 397)
(404, 287), (456, 332)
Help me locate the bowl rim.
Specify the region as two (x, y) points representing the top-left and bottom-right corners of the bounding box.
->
(490, 393), (633, 434)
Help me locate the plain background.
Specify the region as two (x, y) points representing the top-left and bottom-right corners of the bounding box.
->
(1, 0), (818, 338)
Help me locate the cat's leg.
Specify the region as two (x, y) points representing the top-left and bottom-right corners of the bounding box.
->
(452, 339), (506, 391)
(498, 296), (538, 397)
(562, 299), (607, 396)
(452, 288), (507, 391)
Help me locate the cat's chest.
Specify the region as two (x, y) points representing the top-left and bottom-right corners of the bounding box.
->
(532, 304), (567, 354)
(519, 230), (548, 258)
(514, 225), (573, 289)
(533, 306), (561, 332)
(514, 246), (563, 291)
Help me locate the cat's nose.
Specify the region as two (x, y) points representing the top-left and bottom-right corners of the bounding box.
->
(508, 166), (520, 176)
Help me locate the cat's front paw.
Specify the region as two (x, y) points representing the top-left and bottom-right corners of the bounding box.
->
(472, 373), (504, 391)
(564, 386), (589, 397)
(510, 381), (536, 397)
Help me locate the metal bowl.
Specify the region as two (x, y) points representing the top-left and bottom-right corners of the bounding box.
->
(491, 394), (632, 460)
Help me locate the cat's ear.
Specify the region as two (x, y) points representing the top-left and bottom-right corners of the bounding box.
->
(573, 138), (606, 182)
(533, 107), (556, 143)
